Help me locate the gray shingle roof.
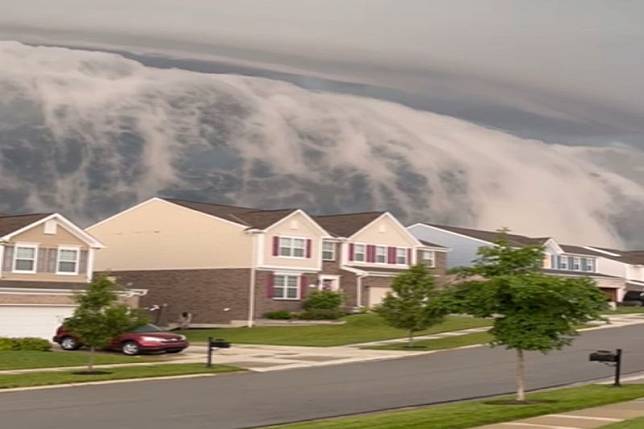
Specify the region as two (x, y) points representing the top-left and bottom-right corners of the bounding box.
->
(0, 213), (52, 237)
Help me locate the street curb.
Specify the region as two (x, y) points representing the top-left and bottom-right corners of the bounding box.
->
(0, 370), (243, 394)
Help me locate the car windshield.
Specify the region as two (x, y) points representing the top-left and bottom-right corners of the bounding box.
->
(131, 324), (164, 333)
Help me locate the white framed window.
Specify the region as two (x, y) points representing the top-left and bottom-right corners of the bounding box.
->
(583, 258), (595, 272)
(13, 245), (38, 273)
(273, 274), (300, 300)
(572, 256), (581, 271)
(354, 244), (366, 262)
(558, 255), (568, 270)
(322, 241), (336, 261)
(279, 237), (306, 258)
(57, 247), (80, 275)
(396, 247), (408, 265)
(421, 250), (435, 267)
(375, 246), (387, 263)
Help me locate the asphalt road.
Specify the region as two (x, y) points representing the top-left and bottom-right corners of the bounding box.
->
(3, 325), (644, 429)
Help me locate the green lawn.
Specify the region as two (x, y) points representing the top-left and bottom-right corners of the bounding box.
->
(0, 363), (240, 389)
(366, 331), (493, 351)
(0, 351), (156, 370)
(180, 314), (492, 346)
(267, 384), (644, 429)
(606, 307), (644, 315)
(601, 416), (644, 428)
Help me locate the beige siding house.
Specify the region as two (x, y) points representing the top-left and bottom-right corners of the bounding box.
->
(0, 213), (110, 338)
(88, 198), (449, 326)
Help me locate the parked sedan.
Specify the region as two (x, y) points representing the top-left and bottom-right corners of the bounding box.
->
(53, 324), (189, 355)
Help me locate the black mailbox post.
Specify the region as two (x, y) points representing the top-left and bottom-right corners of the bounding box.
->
(206, 337), (231, 368)
(589, 349), (622, 386)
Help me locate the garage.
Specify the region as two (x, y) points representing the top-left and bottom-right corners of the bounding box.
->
(0, 305), (76, 339)
(368, 286), (392, 307)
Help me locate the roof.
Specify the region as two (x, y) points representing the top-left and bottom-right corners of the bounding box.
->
(0, 213), (52, 237)
(164, 198), (298, 230)
(313, 212), (384, 237)
(541, 269), (620, 279)
(426, 223), (549, 247)
(559, 245), (610, 258)
(419, 239), (447, 249)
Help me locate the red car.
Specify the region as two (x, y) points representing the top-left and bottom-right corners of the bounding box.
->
(53, 324), (189, 355)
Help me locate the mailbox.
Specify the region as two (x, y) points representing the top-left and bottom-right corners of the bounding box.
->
(589, 350), (618, 363)
(209, 338), (231, 349)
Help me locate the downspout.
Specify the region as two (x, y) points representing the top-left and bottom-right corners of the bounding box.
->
(356, 274), (366, 309)
(247, 231), (259, 328)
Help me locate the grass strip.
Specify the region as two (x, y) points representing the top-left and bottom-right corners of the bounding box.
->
(266, 384), (644, 429)
(365, 332), (493, 351)
(0, 350), (156, 370)
(181, 314), (491, 346)
(0, 363), (240, 389)
(600, 416), (644, 428)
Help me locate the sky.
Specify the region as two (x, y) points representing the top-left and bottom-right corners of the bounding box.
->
(0, 1), (643, 246)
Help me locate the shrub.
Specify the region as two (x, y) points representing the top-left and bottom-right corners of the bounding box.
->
(264, 310), (293, 320)
(299, 308), (344, 320)
(303, 290), (343, 311)
(0, 337), (52, 351)
(0, 337), (14, 351)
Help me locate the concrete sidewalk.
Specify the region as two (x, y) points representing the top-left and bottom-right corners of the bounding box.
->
(477, 398), (644, 428)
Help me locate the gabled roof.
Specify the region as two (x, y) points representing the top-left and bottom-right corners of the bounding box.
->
(425, 223), (549, 247)
(313, 212), (384, 238)
(0, 213), (53, 237)
(419, 239), (447, 249)
(559, 244), (611, 258)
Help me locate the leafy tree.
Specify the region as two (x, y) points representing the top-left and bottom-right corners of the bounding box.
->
(450, 233), (608, 401)
(65, 276), (147, 372)
(376, 264), (448, 347)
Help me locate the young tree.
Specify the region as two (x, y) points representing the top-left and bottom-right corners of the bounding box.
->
(65, 276), (147, 372)
(376, 264), (448, 347)
(450, 234), (608, 401)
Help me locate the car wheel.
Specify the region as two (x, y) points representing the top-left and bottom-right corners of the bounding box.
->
(60, 336), (79, 351)
(121, 341), (140, 356)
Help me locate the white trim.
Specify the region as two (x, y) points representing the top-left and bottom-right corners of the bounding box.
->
(0, 244), (4, 279)
(407, 223), (495, 246)
(584, 246), (623, 257)
(258, 265), (319, 273)
(264, 209), (333, 237)
(543, 238), (564, 254)
(0, 303), (77, 307)
(86, 248), (95, 282)
(318, 274), (341, 291)
(2, 213), (104, 248)
(55, 246), (81, 276)
(248, 232), (258, 328)
(0, 287), (78, 295)
(350, 212), (423, 246)
(12, 243), (39, 274)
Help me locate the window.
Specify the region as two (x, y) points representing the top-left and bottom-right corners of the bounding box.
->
(421, 250), (435, 267)
(354, 244), (366, 262)
(583, 258), (595, 272)
(396, 248), (408, 265)
(57, 248), (79, 274)
(322, 241), (335, 261)
(279, 237), (306, 258)
(572, 257), (581, 271)
(557, 255), (568, 270)
(375, 246), (387, 263)
(273, 275), (299, 299)
(13, 245), (37, 273)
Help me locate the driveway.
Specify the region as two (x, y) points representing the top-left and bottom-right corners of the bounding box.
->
(3, 323), (644, 429)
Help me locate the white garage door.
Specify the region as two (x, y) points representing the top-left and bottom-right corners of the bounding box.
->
(368, 287), (392, 308)
(0, 305), (76, 339)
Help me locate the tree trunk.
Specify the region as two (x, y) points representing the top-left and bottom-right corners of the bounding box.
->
(88, 346), (95, 372)
(408, 330), (414, 348)
(516, 348), (526, 402)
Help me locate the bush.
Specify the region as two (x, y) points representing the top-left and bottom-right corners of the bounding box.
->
(0, 337), (52, 351)
(299, 308), (344, 320)
(303, 290), (343, 311)
(264, 310), (293, 320)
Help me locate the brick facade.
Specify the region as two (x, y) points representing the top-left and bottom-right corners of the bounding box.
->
(253, 271), (317, 318)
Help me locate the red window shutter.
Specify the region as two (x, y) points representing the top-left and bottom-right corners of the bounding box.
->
(272, 236), (279, 256)
(306, 239), (312, 258)
(407, 248), (412, 265)
(367, 245), (375, 263)
(267, 273), (274, 298)
(349, 243), (355, 261)
(388, 247), (396, 264)
(300, 275), (309, 299)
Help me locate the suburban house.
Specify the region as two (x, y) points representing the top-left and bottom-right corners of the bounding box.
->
(87, 197), (448, 326)
(0, 213), (114, 338)
(408, 223), (629, 302)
